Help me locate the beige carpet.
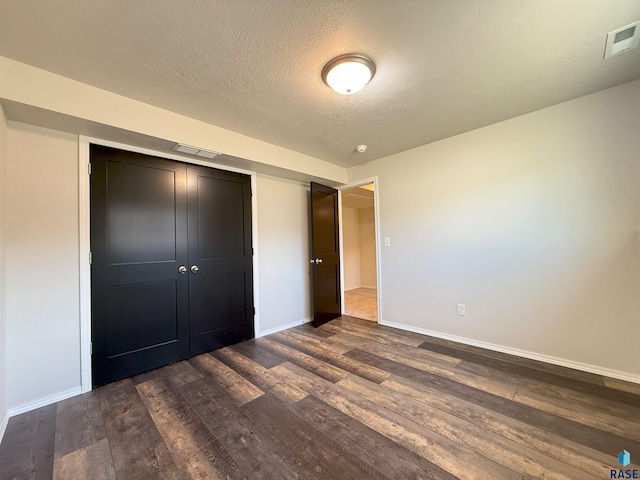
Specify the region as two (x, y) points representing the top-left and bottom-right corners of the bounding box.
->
(344, 287), (378, 322)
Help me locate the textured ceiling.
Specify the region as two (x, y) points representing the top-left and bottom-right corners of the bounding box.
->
(342, 187), (374, 209)
(1, 1), (640, 168)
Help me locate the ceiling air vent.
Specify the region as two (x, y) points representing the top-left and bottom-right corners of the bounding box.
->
(172, 143), (221, 159)
(604, 21), (640, 59)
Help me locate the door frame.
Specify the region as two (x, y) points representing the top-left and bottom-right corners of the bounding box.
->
(337, 177), (382, 324)
(78, 136), (260, 393)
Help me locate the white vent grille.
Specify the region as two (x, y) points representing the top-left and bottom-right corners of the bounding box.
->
(604, 21), (640, 59)
(172, 143), (221, 159)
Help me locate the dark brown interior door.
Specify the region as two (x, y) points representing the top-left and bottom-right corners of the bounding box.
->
(90, 145), (190, 387)
(187, 164), (254, 355)
(310, 182), (341, 327)
(91, 145), (254, 387)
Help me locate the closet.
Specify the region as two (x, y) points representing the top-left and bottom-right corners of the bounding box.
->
(90, 145), (253, 386)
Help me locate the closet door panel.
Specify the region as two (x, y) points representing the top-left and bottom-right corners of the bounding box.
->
(187, 165), (254, 356)
(90, 145), (189, 387)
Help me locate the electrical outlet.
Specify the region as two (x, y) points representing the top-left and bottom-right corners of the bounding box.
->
(457, 304), (466, 316)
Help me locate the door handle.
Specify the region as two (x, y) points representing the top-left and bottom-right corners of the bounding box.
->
(309, 258), (323, 264)
(178, 265), (187, 274)
(191, 265), (199, 274)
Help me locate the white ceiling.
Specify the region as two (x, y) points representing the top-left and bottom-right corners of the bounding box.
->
(1, 1), (639, 168)
(342, 186), (374, 209)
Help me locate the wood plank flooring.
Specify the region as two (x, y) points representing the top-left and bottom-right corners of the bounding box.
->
(1, 315), (639, 479)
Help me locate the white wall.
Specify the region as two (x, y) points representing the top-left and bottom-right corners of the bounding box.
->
(0, 57), (346, 185)
(256, 175), (311, 333)
(348, 79), (640, 379)
(342, 207), (361, 290)
(0, 105), (8, 437)
(5, 122), (81, 409)
(343, 205), (377, 290)
(359, 207), (377, 289)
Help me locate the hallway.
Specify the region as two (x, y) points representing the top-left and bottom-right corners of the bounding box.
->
(344, 287), (378, 322)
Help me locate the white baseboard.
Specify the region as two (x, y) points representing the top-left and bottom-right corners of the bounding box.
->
(7, 386), (82, 418)
(0, 409), (9, 445)
(256, 317), (312, 338)
(380, 320), (640, 384)
(345, 285), (377, 291)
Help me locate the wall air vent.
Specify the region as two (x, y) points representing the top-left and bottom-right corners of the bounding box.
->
(604, 21), (640, 59)
(172, 143), (221, 159)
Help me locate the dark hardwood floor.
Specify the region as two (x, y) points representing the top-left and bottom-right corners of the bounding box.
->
(1, 316), (639, 479)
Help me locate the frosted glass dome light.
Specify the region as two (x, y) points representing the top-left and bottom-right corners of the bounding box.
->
(322, 54), (376, 95)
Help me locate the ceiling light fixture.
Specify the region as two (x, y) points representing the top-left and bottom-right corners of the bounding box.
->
(322, 54), (376, 95)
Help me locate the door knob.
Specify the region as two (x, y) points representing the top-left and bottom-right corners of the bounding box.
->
(178, 265), (187, 274)
(309, 258), (323, 264)
(191, 265), (199, 273)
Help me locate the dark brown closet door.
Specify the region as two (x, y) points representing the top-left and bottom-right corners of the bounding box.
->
(91, 146), (254, 387)
(187, 164), (254, 355)
(90, 145), (189, 387)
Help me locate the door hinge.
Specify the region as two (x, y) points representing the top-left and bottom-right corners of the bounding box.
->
(88, 163), (92, 175)
(89, 252), (92, 264)
(252, 247), (254, 255)
(253, 307), (256, 316)
(90, 343), (93, 355)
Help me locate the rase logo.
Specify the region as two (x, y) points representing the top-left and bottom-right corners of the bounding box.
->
(611, 450), (638, 479)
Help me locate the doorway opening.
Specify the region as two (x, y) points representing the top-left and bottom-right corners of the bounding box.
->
(340, 181), (379, 322)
